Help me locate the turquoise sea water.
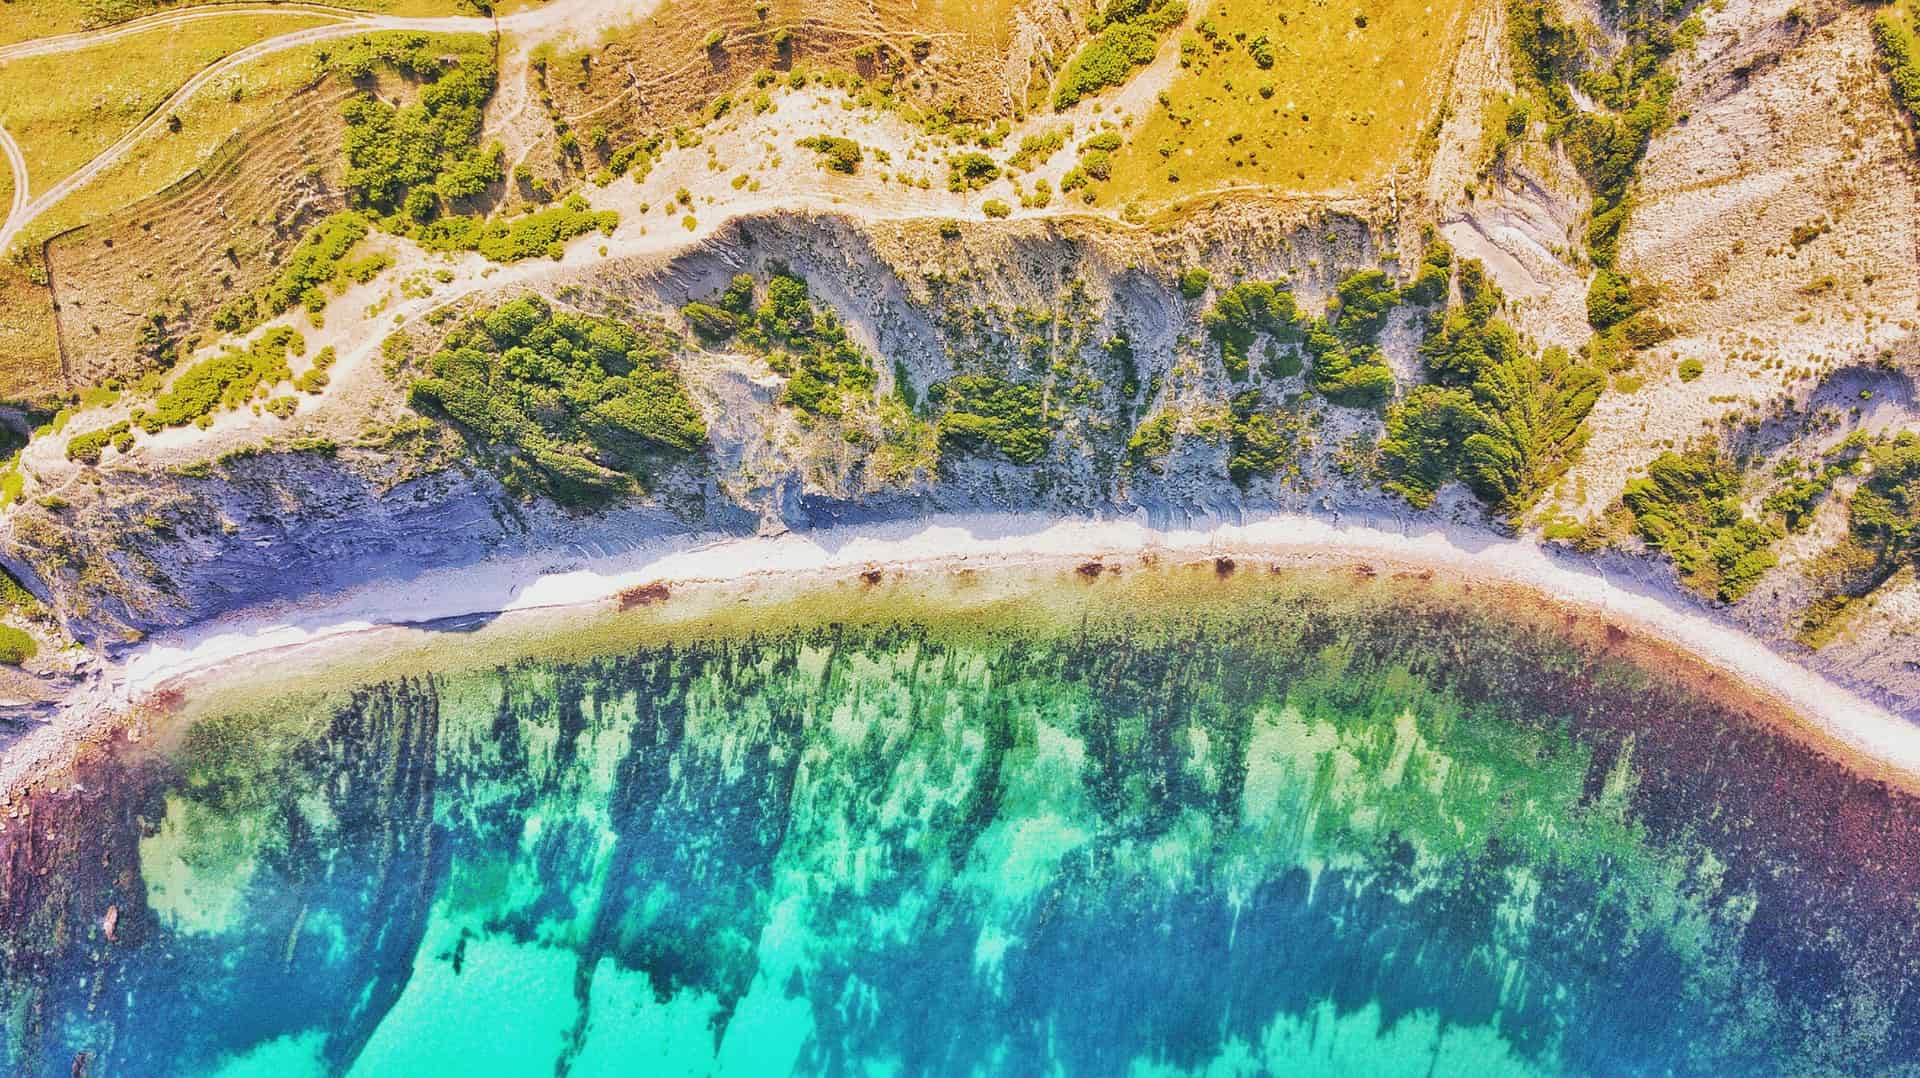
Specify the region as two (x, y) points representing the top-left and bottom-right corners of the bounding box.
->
(5, 564), (1920, 1076)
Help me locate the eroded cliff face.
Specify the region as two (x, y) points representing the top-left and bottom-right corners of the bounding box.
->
(2, 183), (1918, 721)
(0, 200), (1415, 643)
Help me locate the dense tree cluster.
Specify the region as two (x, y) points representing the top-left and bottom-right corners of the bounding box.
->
(409, 296), (706, 507)
(1378, 254), (1601, 515)
(928, 375), (1051, 465)
(1622, 444), (1779, 603)
(325, 33), (503, 221)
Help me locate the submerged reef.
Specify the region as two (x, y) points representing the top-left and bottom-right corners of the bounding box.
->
(3, 566), (1919, 1076)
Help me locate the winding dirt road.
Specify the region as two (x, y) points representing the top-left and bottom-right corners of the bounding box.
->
(0, 0), (654, 255)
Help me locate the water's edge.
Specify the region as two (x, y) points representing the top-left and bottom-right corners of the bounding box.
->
(10, 510), (1918, 800)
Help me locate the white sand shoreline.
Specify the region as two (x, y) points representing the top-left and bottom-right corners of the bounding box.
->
(10, 510), (1920, 795)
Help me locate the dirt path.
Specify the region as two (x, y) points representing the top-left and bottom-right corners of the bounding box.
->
(0, 4), (363, 63)
(0, 0), (660, 255)
(0, 124), (25, 241)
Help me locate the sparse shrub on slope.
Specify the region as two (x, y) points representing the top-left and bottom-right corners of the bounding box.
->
(687, 270), (880, 420)
(407, 296), (705, 507)
(214, 213), (372, 332)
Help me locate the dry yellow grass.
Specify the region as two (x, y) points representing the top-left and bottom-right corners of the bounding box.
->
(1096, 0), (1472, 204)
(0, 0), (485, 48)
(0, 13), (336, 192)
(0, 266), (62, 403)
(23, 41), (332, 242)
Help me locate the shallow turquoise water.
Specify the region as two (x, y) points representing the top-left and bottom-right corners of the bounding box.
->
(6, 568), (1920, 1075)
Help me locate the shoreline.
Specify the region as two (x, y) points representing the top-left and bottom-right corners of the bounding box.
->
(7, 510), (1920, 797)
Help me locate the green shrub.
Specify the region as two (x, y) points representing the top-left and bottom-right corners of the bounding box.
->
(681, 301), (739, 342)
(0, 625), (35, 666)
(66, 420), (131, 464)
(1007, 129), (1065, 170)
(947, 152), (1000, 191)
(1177, 266), (1212, 300)
(1380, 258), (1601, 517)
(797, 134), (863, 173)
(694, 270), (880, 419)
(1226, 391), (1305, 485)
(981, 198), (1012, 218)
(1328, 268), (1400, 343)
(1417, 259), (1521, 385)
(259, 212), (371, 318)
(1677, 357), (1703, 382)
(1378, 386), (1480, 508)
(1203, 279), (1298, 379)
(1623, 444), (1780, 602)
(1053, 0), (1188, 110)
(1303, 324), (1394, 406)
(1125, 411), (1177, 471)
(132, 327), (306, 434)
(927, 375), (1050, 464)
(330, 33), (501, 217)
(1874, 12), (1920, 127)
(1402, 231), (1453, 306)
(408, 295), (706, 507)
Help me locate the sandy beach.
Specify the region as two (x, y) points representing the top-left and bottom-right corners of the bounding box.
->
(7, 510), (1920, 798)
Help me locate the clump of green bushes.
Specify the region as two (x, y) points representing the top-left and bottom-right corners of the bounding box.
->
(407, 295), (706, 507)
(327, 33), (502, 221)
(927, 375), (1051, 465)
(0, 625), (35, 666)
(683, 270), (880, 419)
(1378, 256), (1601, 515)
(214, 212), (372, 332)
(797, 135), (864, 173)
(416, 195), (619, 261)
(138, 327), (306, 433)
(948, 152), (1001, 192)
(1227, 391), (1309, 485)
(1623, 443), (1779, 603)
(1053, 0), (1189, 110)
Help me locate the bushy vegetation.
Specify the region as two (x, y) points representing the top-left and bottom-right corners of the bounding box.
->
(1007, 129), (1066, 171)
(1199, 269), (1394, 404)
(1507, 0), (1691, 268)
(1226, 390), (1309, 485)
(408, 296), (706, 507)
(1053, 0), (1188, 110)
(214, 212), (373, 332)
(1796, 433), (1920, 639)
(1874, 8), (1920, 128)
(1622, 443), (1779, 603)
(0, 625), (34, 666)
(416, 195), (619, 261)
(927, 375), (1051, 465)
(948, 152), (1001, 192)
(684, 270), (881, 419)
(1203, 280), (1297, 380)
(1379, 257), (1601, 515)
(325, 33), (502, 221)
(65, 420), (132, 464)
(1125, 410), (1178, 471)
(137, 327), (305, 433)
(797, 134), (863, 174)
